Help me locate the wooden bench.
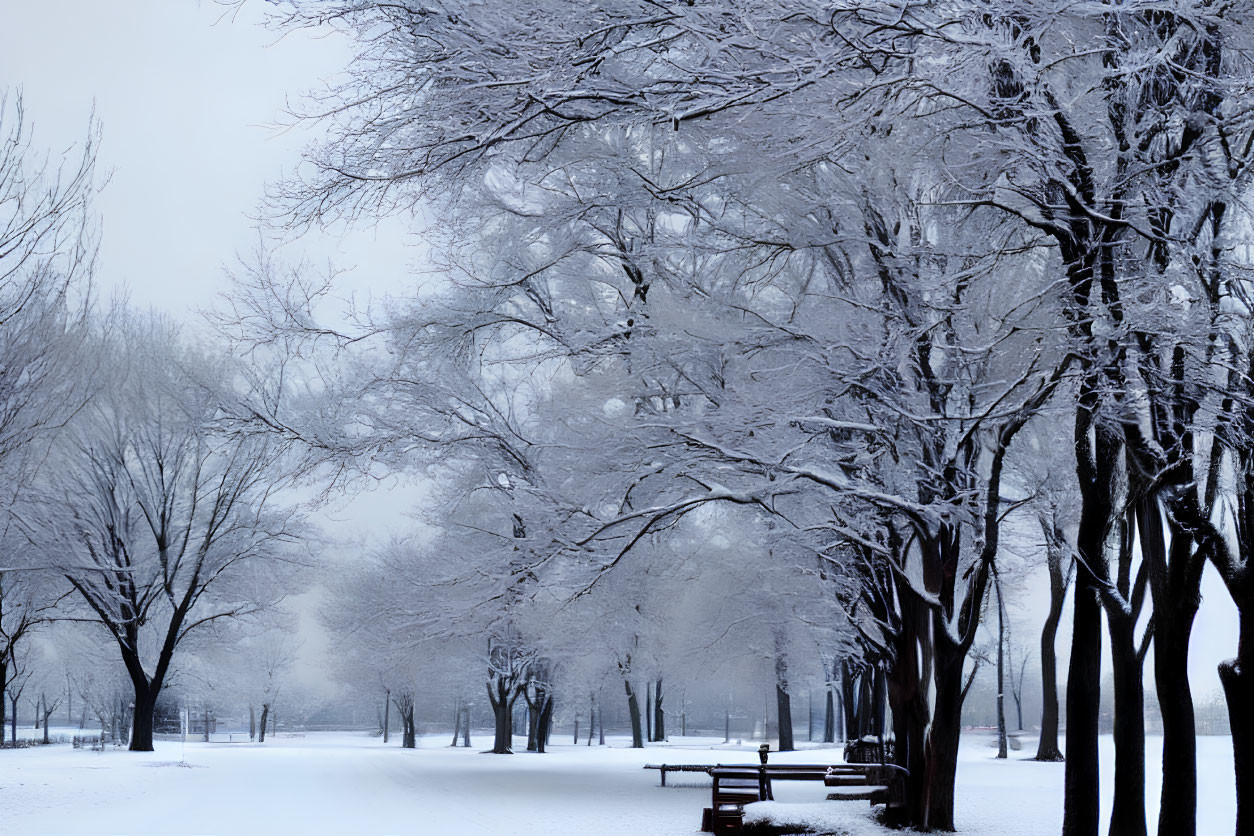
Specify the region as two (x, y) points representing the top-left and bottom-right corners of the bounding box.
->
(704, 767), (766, 832)
(644, 763), (720, 787)
(689, 761), (909, 832)
(825, 763), (908, 824)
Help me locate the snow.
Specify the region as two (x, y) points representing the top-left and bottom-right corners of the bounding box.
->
(0, 730), (1237, 835)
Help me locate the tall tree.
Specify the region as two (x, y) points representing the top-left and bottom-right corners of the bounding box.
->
(29, 313), (306, 751)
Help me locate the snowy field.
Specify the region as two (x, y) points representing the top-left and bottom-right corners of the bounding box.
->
(0, 730), (1236, 835)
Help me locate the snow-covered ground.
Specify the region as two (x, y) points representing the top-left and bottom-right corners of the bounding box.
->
(0, 729), (1236, 835)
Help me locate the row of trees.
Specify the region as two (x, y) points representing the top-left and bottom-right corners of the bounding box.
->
(214, 2), (1253, 834)
(0, 90), (312, 752)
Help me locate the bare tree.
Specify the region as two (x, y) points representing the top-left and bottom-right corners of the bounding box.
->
(28, 312), (306, 751)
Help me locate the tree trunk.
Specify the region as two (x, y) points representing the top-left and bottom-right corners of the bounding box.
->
(725, 706), (730, 743)
(887, 597), (931, 826)
(383, 690), (390, 744)
(258, 703), (270, 743)
(1064, 578), (1103, 836)
(401, 702), (416, 748)
(536, 694), (553, 753)
(249, 704), (256, 741)
(823, 687), (835, 744)
(0, 663), (7, 743)
(1107, 613), (1147, 836)
(462, 705), (471, 747)
(486, 670), (519, 754)
(1133, 490), (1203, 836)
(654, 679), (664, 742)
(491, 695), (513, 753)
(1036, 553), (1066, 761)
(624, 679), (644, 748)
(11, 695), (17, 744)
(451, 698), (462, 747)
(922, 647), (965, 831)
(1219, 609), (1252, 836)
(1155, 629), (1198, 836)
(645, 685), (652, 742)
(997, 576), (1008, 760)
(1064, 426), (1116, 836)
(776, 683), (794, 752)
(842, 661), (862, 741)
(130, 691), (156, 752)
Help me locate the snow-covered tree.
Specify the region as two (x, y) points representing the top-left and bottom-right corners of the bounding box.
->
(25, 311), (308, 751)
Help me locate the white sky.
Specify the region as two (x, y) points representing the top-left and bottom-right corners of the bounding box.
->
(0, 0), (414, 313)
(0, 0), (1241, 704)
(0, 0), (429, 693)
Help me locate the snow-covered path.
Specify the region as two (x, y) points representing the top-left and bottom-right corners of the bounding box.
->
(0, 731), (1237, 835)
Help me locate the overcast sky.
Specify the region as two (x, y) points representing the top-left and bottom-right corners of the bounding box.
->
(0, 0), (1242, 700)
(0, 0), (413, 313)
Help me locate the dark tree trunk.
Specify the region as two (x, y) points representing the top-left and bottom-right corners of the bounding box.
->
(724, 706), (730, 743)
(0, 661), (7, 740)
(527, 700), (539, 751)
(841, 662), (862, 741)
(486, 668), (521, 754)
(491, 694), (513, 753)
(11, 694), (17, 744)
(536, 694), (553, 753)
(922, 647), (965, 831)
(1107, 613), (1147, 836)
(645, 685), (652, 742)
(401, 702), (416, 748)
(888, 598), (931, 825)
(451, 698), (461, 747)
(249, 704), (256, 741)
(775, 653), (793, 752)
(1036, 535), (1067, 760)
(1064, 417), (1118, 836)
(130, 691), (156, 752)
(823, 687), (835, 744)
(1220, 609), (1253, 836)
(776, 684), (794, 752)
(624, 679), (644, 748)
(1155, 629), (1198, 836)
(258, 703), (270, 743)
(1064, 578), (1103, 836)
(462, 705), (471, 747)
(871, 664), (888, 741)
(997, 576), (1008, 760)
(653, 679), (664, 741)
(1137, 495), (1202, 836)
(383, 690), (391, 744)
